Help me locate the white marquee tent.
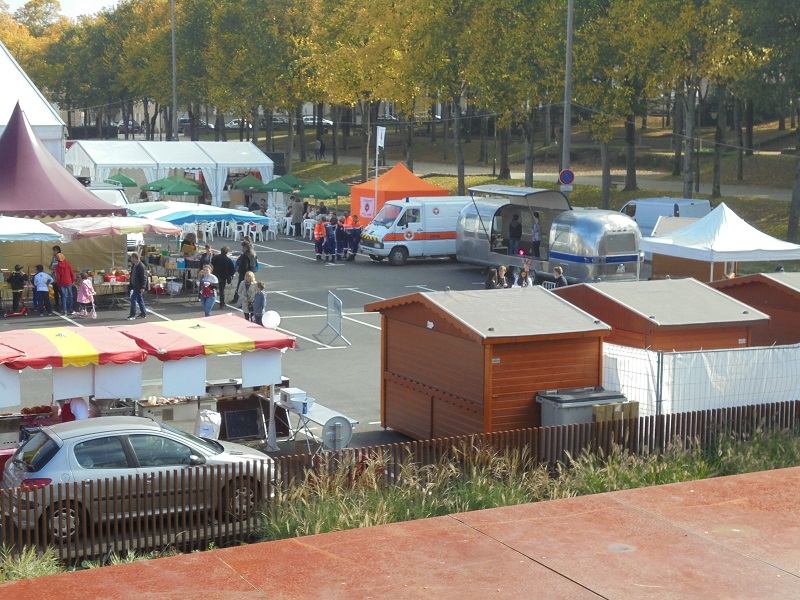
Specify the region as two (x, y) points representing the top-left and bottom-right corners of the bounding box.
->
(64, 140), (274, 206)
(0, 41), (66, 164)
(640, 203), (800, 278)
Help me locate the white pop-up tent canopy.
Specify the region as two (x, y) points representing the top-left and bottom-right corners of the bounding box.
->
(640, 203), (800, 278)
(64, 140), (274, 206)
(0, 41), (66, 164)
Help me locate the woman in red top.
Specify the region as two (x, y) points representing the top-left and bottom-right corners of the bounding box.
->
(54, 253), (75, 315)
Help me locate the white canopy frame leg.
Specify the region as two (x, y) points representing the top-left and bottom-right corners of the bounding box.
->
(266, 383), (278, 451)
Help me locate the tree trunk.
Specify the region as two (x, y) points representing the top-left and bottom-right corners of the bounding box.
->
(429, 101), (437, 143)
(789, 154), (800, 242)
(672, 92), (683, 176)
(601, 141), (611, 210)
(523, 112), (535, 187)
(734, 97), (743, 181)
(251, 107), (260, 145)
(286, 112), (295, 174)
(360, 100), (371, 182)
(401, 112), (414, 170)
(442, 102), (450, 161)
(745, 98), (754, 157)
(263, 107), (273, 153)
(296, 106), (306, 162)
(683, 84), (696, 198)
(624, 113), (637, 191)
(331, 105), (340, 165)
(498, 127), (510, 179)
(712, 87), (727, 198)
(544, 104), (552, 147)
(479, 111), (488, 164)
(452, 98), (465, 195)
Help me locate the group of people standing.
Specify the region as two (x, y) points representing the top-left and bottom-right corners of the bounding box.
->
(507, 211), (542, 258)
(28, 246), (97, 317)
(313, 211), (361, 262)
(192, 238), (268, 323)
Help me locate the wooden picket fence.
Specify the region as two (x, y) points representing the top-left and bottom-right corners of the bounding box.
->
(1, 400), (797, 563)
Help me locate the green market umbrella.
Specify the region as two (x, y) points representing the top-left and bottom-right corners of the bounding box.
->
(159, 180), (204, 196)
(271, 173), (304, 188)
(105, 173), (137, 187)
(142, 175), (202, 192)
(327, 181), (350, 197)
(295, 182), (338, 200)
(232, 175), (268, 191)
(300, 178), (332, 190)
(261, 179), (295, 193)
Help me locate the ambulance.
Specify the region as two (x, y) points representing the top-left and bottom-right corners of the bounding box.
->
(359, 196), (472, 265)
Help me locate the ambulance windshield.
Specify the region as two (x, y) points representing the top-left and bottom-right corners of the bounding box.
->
(371, 204), (403, 227)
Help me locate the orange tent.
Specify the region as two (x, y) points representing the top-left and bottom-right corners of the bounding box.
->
(350, 163), (449, 225)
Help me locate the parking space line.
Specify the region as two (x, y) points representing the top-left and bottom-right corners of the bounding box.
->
(339, 288), (386, 301)
(275, 291), (380, 330)
(405, 285), (437, 292)
(253, 243), (315, 262)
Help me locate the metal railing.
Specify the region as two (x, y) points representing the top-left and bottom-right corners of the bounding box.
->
(2, 400), (797, 562)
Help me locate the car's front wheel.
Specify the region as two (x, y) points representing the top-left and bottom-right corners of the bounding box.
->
(223, 478), (261, 522)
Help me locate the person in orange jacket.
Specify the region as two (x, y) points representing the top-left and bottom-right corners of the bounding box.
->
(342, 212), (355, 259)
(313, 216), (326, 261)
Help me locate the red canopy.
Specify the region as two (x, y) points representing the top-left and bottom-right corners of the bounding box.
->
(116, 313), (296, 361)
(0, 103), (118, 218)
(0, 326), (148, 370)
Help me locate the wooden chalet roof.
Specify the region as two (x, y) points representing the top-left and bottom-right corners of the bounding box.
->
(563, 278), (769, 327)
(709, 272), (800, 298)
(364, 287), (610, 341)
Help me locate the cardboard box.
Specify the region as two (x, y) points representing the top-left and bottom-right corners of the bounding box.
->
(165, 260), (178, 270)
(592, 401), (639, 423)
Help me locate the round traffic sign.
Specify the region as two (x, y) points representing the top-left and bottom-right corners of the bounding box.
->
(559, 169), (575, 185)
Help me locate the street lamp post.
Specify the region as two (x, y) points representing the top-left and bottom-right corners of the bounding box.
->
(561, 0), (574, 198)
(171, 0), (178, 141)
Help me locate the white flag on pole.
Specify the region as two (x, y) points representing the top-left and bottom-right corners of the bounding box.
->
(376, 126), (386, 149)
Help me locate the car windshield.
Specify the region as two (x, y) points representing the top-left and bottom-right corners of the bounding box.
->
(159, 422), (223, 455)
(371, 204), (402, 227)
(15, 431), (60, 471)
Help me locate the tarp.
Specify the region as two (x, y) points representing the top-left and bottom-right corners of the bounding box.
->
(130, 201), (268, 226)
(0, 40), (65, 164)
(0, 326), (148, 370)
(0, 216), (62, 242)
(0, 103), (119, 218)
(116, 313), (296, 361)
(349, 163), (448, 224)
(48, 216), (181, 240)
(64, 140), (274, 207)
(640, 203), (800, 262)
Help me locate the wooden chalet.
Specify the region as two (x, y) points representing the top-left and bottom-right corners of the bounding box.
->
(363, 288), (610, 440)
(709, 272), (800, 346)
(553, 278), (769, 351)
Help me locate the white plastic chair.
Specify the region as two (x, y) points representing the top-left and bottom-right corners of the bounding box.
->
(199, 221), (215, 242)
(266, 219), (278, 240)
(302, 219), (315, 240)
(224, 220), (236, 238)
(232, 222), (246, 242)
(249, 222), (264, 242)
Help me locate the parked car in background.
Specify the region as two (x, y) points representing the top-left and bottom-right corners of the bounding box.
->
(377, 114), (399, 123)
(180, 118), (214, 135)
(117, 120), (141, 135)
(1, 417), (275, 543)
(226, 119), (252, 130)
(302, 115), (333, 132)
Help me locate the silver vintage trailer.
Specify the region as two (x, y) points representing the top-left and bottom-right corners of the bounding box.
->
(455, 186), (572, 271)
(456, 186), (640, 282)
(548, 208), (641, 282)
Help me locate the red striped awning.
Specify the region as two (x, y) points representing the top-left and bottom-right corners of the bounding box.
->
(0, 326), (149, 370)
(115, 313), (296, 361)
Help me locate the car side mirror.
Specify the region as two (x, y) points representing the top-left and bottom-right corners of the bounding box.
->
(189, 454), (206, 466)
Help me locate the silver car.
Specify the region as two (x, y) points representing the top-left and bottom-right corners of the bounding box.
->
(1, 416), (274, 542)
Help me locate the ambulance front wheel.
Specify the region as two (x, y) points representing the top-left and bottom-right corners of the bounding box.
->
(369, 254), (385, 262)
(388, 246), (408, 266)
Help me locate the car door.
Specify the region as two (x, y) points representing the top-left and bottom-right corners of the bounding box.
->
(126, 433), (209, 516)
(70, 435), (139, 521)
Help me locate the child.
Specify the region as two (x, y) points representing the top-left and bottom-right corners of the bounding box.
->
(252, 281), (267, 325)
(75, 272), (96, 317)
(7, 264), (27, 313)
(32, 264), (54, 316)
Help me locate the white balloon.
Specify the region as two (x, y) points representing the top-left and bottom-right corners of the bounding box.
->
(263, 310), (281, 329)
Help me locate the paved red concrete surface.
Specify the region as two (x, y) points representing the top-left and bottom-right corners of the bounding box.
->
(2, 467), (799, 599)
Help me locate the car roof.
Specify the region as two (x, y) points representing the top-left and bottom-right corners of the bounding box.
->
(43, 416), (163, 440)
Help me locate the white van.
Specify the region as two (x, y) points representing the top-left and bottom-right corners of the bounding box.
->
(620, 197), (711, 237)
(360, 196), (472, 265)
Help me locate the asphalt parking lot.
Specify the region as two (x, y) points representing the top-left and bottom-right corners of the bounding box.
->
(6, 233), (487, 452)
